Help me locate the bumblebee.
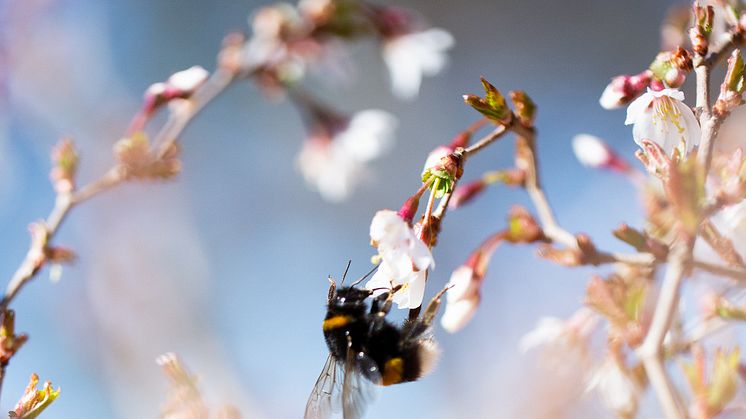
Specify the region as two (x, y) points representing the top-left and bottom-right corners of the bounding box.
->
(304, 263), (447, 419)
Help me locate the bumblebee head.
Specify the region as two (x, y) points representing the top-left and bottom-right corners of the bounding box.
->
(328, 286), (372, 310)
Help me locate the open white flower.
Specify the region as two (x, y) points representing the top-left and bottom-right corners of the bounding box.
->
(336, 110), (397, 162)
(383, 28), (454, 100)
(625, 88), (700, 156)
(296, 138), (362, 202)
(369, 209), (433, 277)
(586, 357), (641, 417)
(296, 110), (397, 202)
(366, 209), (434, 309)
(440, 266), (480, 332)
(366, 261), (427, 309)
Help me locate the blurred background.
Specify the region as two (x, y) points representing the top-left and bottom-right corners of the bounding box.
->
(0, 0), (685, 417)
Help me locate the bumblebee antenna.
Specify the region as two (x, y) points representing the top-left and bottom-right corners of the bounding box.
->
(340, 260), (352, 285)
(350, 263), (380, 287)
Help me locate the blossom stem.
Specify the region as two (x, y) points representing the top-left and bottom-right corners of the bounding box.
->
(636, 236), (692, 419)
(695, 32), (743, 173)
(424, 179), (439, 227)
(155, 67), (235, 159)
(2, 68), (236, 312)
(693, 260), (746, 282)
(462, 125), (508, 156)
(0, 65), (237, 401)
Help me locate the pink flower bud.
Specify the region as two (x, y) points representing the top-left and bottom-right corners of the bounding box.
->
(599, 71), (652, 110)
(449, 179), (486, 209)
(572, 134), (612, 168)
(167, 66), (209, 93)
(572, 134), (630, 172)
(440, 266), (480, 333)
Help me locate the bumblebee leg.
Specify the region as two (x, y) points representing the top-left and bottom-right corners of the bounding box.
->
(368, 285), (403, 333)
(420, 285), (451, 327)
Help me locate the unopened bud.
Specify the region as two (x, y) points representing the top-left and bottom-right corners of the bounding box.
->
(572, 134), (630, 173)
(10, 374), (60, 418)
(449, 179), (486, 209)
(715, 49), (745, 116)
(397, 195), (421, 224)
(509, 90), (536, 127)
(463, 77), (512, 124)
(599, 71), (652, 109)
(422, 152), (464, 198)
(0, 310), (27, 365)
(49, 138), (78, 194)
(689, 26), (709, 56)
(167, 66), (209, 93)
(505, 206), (544, 243)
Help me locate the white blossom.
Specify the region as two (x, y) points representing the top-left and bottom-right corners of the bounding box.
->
(336, 110), (397, 162)
(625, 88), (700, 156)
(296, 110), (396, 202)
(383, 28), (454, 100)
(440, 266), (480, 332)
(366, 261), (427, 309)
(365, 209), (434, 309)
(572, 134), (612, 168)
(369, 209), (433, 277)
(586, 358), (641, 417)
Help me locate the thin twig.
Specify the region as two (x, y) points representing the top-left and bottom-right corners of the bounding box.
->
(632, 35), (744, 417)
(462, 125), (509, 156)
(693, 260), (746, 282)
(1, 68), (236, 313)
(155, 68), (235, 159)
(637, 236), (692, 419)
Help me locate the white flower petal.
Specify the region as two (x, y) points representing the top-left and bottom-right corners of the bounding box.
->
(391, 270), (427, 309)
(675, 100), (701, 152)
(383, 28), (454, 100)
(338, 110), (398, 162)
(624, 91), (653, 125)
(409, 236), (434, 271)
(650, 87), (685, 101)
(370, 210), (405, 243)
(628, 88), (699, 156)
(440, 296), (479, 333)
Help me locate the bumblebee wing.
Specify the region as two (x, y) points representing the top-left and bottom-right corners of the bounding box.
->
(341, 348), (380, 419)
(304, 353), (342, 419)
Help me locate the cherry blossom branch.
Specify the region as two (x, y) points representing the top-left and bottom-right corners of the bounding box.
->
(462, 125), (508, 156)
(637, 236), (692, 419)
(693, 260), (746, 282)
(2, 68), (237, 312)
(695, 32), (743, 172)
(509, 122), (655, 266)
(630, 24), (746, 419)
(154, 68), (236, 160)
